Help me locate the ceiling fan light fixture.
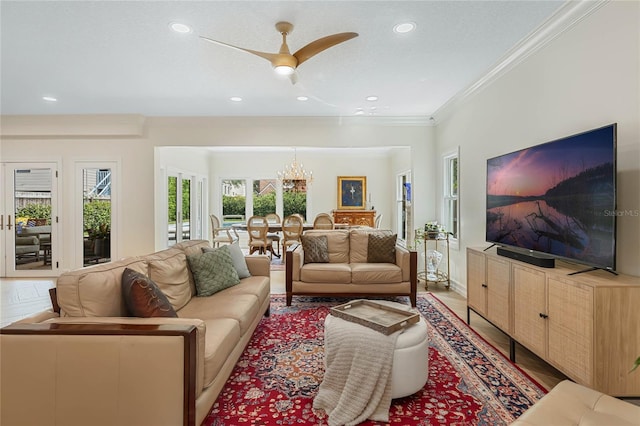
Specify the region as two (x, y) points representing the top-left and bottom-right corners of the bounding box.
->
(274, 65), (295, 75)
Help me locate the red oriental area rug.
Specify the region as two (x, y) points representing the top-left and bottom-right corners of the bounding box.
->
(202, 294), (546, 425)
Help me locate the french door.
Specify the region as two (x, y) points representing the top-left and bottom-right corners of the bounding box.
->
(167, 171), (205, 247)
(1, 162), (59, 277)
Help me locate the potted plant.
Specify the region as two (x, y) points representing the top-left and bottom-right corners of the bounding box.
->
(415, 221), (448, 241)
(83, 200), (111, 258)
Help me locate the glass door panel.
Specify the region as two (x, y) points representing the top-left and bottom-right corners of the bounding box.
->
(181, 178), (191, 241)
(83, 168), (112, 266)
(2, 163), (57, 277)
(168, 175), (178, 246)
(167, 173), (192, 247)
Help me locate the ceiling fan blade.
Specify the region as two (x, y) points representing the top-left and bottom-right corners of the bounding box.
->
(293, 32), (358, 66)
(200, 36), (278, 63)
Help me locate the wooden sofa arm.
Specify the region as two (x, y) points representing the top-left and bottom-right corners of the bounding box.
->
(1, 322), (198, 426)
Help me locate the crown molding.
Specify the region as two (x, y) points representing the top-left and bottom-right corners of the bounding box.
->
(148, 115), (433, 127)
(432, 0), (608, 123)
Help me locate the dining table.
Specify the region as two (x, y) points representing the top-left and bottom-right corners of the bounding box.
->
(231, 222), (315, 233)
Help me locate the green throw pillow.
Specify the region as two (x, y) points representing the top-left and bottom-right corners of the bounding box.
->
(367, 233), (397, 263)
(187, 245), (240, 297)
(203, 242), (250, 279)
(301, 234), (329, 263)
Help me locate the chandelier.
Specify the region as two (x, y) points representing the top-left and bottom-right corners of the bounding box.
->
(277, 149), (313, 190)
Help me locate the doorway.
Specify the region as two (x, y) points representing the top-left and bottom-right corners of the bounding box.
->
(1, 162), (58, 277)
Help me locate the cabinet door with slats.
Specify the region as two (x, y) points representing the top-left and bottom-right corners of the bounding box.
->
(466, 249), (487, 317)
(512, 265), (546, 358)
(547, 277), (594, 386)
(486, 256), (511, 332)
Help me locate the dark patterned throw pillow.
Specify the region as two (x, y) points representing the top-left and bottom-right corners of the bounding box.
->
(187, 245), (240, 297)
(367, 233), (397, 263)
(121, 268), (178, 318)
(301, 234), (330, 264)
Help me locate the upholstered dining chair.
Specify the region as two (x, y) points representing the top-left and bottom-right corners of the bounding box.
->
(247, 216), (275, 258)
(313, 213), (334, 229)
(265, 213), (281, 256)
(292, 213), (305, 223)
(282, 214), (304, 263)
(375, 214), (383, 229)
(210, 214), (239, 247)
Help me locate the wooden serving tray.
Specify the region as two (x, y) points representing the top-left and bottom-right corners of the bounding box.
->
(330, 300), (419, 335)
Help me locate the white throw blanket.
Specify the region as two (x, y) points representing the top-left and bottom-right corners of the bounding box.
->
(313, 315), (400, 426)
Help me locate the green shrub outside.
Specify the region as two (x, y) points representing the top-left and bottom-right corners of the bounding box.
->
(223, 192), (306, 219)
(16, 203), (51, 224)
(83, 200), (111, 238)
(223, 195), (246, 217)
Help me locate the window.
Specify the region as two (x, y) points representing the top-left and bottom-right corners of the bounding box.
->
(252, 179), (277, 216)
(443, 149), (459, 245)
(283, 180), (308, 220)
(221, 179), (246, 225)
(396, 172), (411, 244)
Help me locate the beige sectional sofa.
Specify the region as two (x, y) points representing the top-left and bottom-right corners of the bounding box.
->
(511, 380), (640, 425)
(0, 240), (271, 426)
(285, 229), (417, 306)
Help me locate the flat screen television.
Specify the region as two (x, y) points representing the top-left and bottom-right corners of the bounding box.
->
(486, 123), (617, 272)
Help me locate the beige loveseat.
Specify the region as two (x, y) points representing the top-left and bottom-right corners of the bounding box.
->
(511, 380), (640, 425)
(1, 240), (270, 426)
(285, 229), (417, 306)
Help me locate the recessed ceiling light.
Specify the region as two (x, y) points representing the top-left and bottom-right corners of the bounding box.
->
(169, 22), (192, 34)
(42, 96), (57, 102)
(354, 109), (365, 116)
(297, 96), (309, 101)
(366, 96), (378, 101)
(229, 96), (242, 102)
(394, 22), (416, 34)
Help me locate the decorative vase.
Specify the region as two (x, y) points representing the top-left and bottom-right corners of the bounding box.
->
(426, 249), (443, 281)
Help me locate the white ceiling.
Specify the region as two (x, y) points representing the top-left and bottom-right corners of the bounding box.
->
(1, 0), (567, 118)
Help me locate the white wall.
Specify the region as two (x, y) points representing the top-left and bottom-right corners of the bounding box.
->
(1, 116), (434, 273)
(436, 0), (640, 284)
(206, 149), (395, 223)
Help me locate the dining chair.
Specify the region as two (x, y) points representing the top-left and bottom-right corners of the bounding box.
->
(247, 216), (275, 258)
(210, 214), (239, 247)
(282, 215), (304, 263)
(375, 213), (383, 229)
(265, 213), (282, 256)
(313, 212), (334, 229)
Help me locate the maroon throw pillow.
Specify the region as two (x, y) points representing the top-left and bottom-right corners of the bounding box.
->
(122, 268), (178, 318)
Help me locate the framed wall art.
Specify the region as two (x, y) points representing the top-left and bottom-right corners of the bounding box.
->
(337, 176), (366, 209)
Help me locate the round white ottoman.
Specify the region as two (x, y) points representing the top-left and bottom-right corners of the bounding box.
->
(324, 306), (429, 399)
(390, 315), (429, 399)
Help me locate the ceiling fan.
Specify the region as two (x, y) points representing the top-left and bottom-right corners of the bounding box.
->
(200, 22), (358, 84)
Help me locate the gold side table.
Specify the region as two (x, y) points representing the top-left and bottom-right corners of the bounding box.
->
(415, 229), (450, 290)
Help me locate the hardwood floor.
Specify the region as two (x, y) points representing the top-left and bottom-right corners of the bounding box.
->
(1, 270), (567, 393)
